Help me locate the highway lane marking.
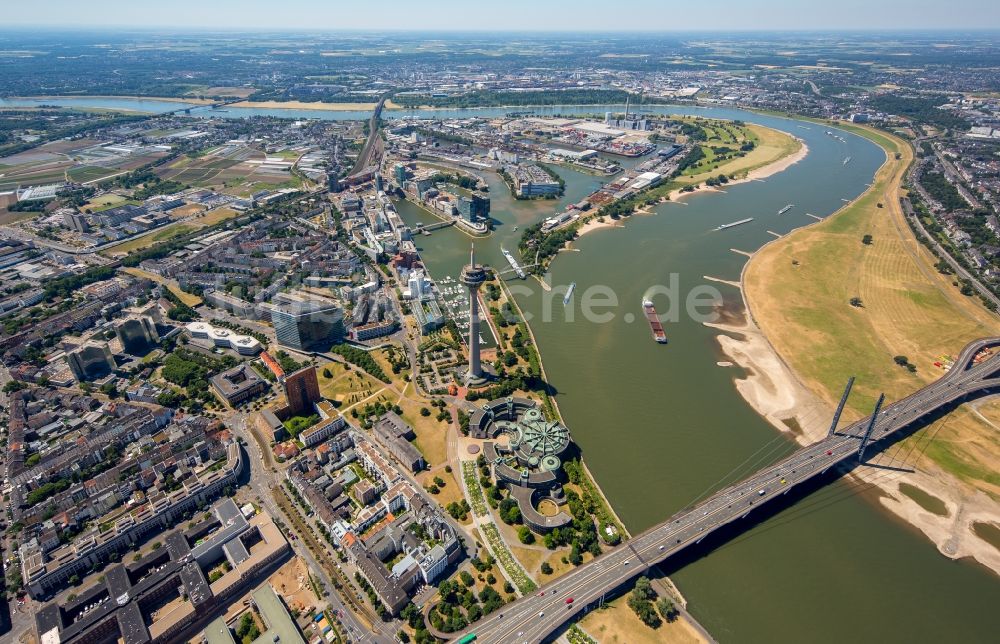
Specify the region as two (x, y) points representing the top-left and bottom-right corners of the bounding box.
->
(466, 346), (1000, 641)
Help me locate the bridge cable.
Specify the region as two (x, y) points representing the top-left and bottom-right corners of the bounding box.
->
(682, 432), (797, 509)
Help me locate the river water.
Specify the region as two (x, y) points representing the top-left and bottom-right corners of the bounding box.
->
(391, 108), (1000, 643)
(9, 95), (998, 641)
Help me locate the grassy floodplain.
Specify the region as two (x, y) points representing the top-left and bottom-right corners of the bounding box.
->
(744, 122), (1000, 496)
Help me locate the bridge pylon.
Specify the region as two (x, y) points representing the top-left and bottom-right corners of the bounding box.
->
(827, 376), (855, 437)
(858, 393), (885, 462)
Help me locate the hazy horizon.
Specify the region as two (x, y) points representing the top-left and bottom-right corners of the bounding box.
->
(4, 0), (1000, 32)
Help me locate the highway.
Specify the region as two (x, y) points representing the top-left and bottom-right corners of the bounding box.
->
(453, 337), (1000, 643)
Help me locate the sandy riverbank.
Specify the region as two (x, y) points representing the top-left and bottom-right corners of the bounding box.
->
(665, 137), (809, 203)
(229, 99), (406, 111)
(573, 134), (808, 242)
(710, 131), (1000, 576)
(711, 288), (1000, 576)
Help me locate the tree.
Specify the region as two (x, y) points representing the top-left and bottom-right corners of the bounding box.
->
(517, 526), (535, 544)
(420, 407), (431, 417)
(433, 476), (445, 488)
(322, 368), (333, 378)
(628, 593), (661, 628)
(459, 570), (475, 587)
(849, 297), (863, 308)
(862, 234), (873, 245)
(657, 597), (679, 622)
(893, 355), (910, 366)
(540, 562), (553, 575)
(633, 576), (655, 601)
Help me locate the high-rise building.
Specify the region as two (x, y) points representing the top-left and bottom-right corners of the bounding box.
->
(406, 270), (426, 301)
(327, 173), (342, 193)
(270, 300), (346, 352)
(414, 176), (434, 198)
(66, 342), (115, 381)
(457, 194), (490, 223)
(284, 365), (321, 417)
(115, 316), (159, 355)
(393, 163), (407, 187)
(460, 245), (488, 386)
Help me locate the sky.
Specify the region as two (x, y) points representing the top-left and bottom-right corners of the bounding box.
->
(4, 0), (1000, 31)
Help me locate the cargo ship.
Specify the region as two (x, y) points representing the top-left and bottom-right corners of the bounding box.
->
(715, 217), (753, 231)
(843, 156), (852, 165)
(777, 204), (794, 215)
(642, 299), (667, 344)
(564, 282), (575, 305)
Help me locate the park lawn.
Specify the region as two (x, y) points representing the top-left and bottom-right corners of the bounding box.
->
(83, 193), (128, 211)
(120, 267), (203, 307)
(317, 363), (382, 407)
(744, 122), (1000, 495)
(397, 396), (450, 467)
(580, 597), (706, 644)
(686, 122), (799, 183)
(507, 545), (547, 579)
(416, 469), (464, 510)
(540, 549), (577, 580)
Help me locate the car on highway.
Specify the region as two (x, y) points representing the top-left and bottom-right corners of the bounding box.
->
(827, 450), (833, 455)
(758, 489), (765, 496)
(566, 597), (574, 605)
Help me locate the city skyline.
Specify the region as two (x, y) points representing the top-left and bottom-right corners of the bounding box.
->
(4, 0), (1000, 31)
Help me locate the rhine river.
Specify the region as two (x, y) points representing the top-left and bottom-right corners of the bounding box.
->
(7, 96), (998, 641)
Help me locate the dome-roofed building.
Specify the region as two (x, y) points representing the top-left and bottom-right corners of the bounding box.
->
(471, 397), (573, 532)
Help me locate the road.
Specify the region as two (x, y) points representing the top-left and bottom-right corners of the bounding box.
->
(225, 414), (394, 644)
(904, 143), (1000, 311)
(452, 337), (1000, 643)
(901, 195), (1000, 311)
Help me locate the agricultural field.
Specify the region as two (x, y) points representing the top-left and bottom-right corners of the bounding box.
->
(157, 144), (302, 191)
(0, 137), (166, 190)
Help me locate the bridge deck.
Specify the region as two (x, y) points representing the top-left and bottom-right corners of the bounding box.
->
(454, 337), (1000, 643)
